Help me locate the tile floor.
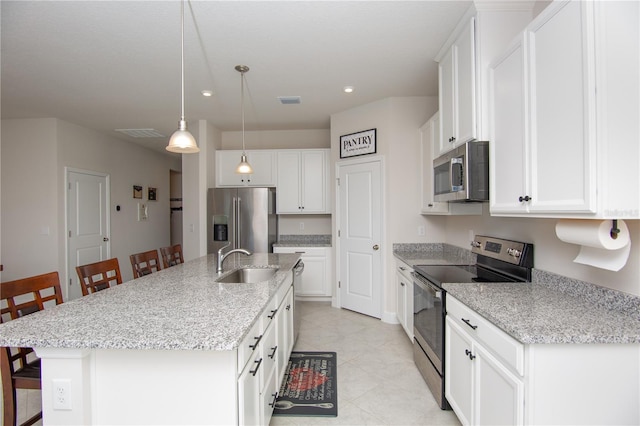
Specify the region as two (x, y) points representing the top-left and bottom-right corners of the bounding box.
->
(270, 302), (461, 426)
(14, 301), (461, 426)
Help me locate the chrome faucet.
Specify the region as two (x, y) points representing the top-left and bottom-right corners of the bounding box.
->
(217, 242), (252, 273)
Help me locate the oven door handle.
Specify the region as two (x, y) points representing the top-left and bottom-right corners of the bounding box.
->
(412, 273), (442, 300)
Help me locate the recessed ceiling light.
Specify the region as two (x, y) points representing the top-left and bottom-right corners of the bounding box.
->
(201, 90), (213, 97)
(343, 86), (354, 93)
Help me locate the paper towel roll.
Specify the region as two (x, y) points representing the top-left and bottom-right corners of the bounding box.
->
(555, 219), (631, 271)
(555, 219), (629, 250)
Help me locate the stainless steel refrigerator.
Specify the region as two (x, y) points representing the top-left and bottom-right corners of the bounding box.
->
(207, 187), (277, 255)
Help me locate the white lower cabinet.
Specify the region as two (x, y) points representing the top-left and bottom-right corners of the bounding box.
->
(446, 295), (640, 425)
(238, 282), (294, 425)
(274, 247), (331, 298)
(446, 317), (523, 425)
(395, 259), (413, 340)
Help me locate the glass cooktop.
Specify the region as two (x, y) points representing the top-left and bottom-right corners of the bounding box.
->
(413, 264), (478, 286)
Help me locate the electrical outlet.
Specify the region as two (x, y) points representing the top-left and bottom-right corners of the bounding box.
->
(418, 226), (425, 236)
(299, 222), (305, 230)
(52, 379), (72, 410)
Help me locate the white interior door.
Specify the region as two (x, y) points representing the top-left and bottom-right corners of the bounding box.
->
(338, 159), (382, 318)
(67, 169), (110, 300)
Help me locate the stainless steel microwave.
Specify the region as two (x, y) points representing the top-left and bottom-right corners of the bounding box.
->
(433, 141), (489, 202)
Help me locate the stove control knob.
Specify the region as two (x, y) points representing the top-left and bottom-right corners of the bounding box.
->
(507, 248), (522, 258)
(470, 241), (481, 248)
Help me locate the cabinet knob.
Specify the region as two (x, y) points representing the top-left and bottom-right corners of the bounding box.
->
(373, 244), (380, 251)
(518, 195), (531, 202)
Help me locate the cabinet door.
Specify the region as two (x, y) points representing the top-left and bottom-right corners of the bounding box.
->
(438, 47), (456, 157)
(217, 150), (246, 187)
(475, 344), (524, 425)
(489, 34), (529, 214)
(445, 317), (473, 426)
(238, 350), (262, 426)
(456, 17), (477, 145)
(276, 287), (294, 383)
(419, 114), (449, 214)
(217, 150), (276, 187)
(300, 151), (327, 213)
(395, 271), (406, 332)
(527, 0), (596, 213)
(299, 254), (328, 296)
(248, 151), (277, 187)
(276, 151), (302, 213)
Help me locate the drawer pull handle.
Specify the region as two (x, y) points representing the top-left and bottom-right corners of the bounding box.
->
(269, 346), (278, 359)
(268, 309), (278, 319)
(250, 358), (262, 376)
(461, 318), (478, 330)
(269, 392), (279, 407)
(249, 334), (263, 350)
(465, 349), (476, 360)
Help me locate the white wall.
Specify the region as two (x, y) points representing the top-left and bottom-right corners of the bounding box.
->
(1, 118), (180, 291)
(221, 129), (330, 150)
(1, 119), (60, 281)
(330, 96), (442, 318)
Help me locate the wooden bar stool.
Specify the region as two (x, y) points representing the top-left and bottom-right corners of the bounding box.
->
(160, 244), (184, 269)
(130, 249), (162, 278)
(75, 258), (123, 296)
(1, 271), (63, 426)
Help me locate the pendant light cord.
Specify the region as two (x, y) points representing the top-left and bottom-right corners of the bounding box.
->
(241, 71), (246, 153)
(180, 0), (186, 121)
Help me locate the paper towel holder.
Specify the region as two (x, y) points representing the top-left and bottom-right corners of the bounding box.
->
(611, 219), (620, 240)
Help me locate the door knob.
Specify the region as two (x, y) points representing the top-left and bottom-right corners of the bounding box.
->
(373, 244), (379, 251)
(103, 237), (109, 242)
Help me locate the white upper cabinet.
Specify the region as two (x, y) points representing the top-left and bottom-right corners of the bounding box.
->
(437, 17), (477, 157)
(436, 4), (534, 157)
(216, 150), (277, 187)
(489, 0), (639, 218)
(276, 149), (330, 214)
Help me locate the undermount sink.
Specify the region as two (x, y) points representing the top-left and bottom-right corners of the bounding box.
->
(216, 267), (278, 284)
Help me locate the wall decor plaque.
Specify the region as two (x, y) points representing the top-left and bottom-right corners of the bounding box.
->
(340, 128), (376, 158)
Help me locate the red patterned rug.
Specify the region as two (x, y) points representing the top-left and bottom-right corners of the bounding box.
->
(273, 352), (337, 417)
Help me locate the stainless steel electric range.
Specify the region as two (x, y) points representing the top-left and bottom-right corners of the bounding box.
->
(412, 235), (534, 410)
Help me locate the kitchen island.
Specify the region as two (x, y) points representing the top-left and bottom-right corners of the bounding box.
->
(0, 253), (301, 425)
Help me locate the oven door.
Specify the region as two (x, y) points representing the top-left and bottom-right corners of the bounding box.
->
(412, 273), (444, 375)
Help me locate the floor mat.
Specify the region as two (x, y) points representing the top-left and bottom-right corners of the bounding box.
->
(273, 351), (337, 417)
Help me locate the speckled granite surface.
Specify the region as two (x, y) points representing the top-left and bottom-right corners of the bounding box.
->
(0, 253), (300, 351)
(393, 243), (475, 266)
(443, 280), (640, 344)
(274, 234), (331, 247)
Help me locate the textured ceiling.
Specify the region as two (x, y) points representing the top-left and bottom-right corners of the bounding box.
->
(1, 1), (472, 154)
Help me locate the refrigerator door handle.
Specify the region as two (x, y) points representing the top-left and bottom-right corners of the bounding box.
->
(236, 196), (241, 248)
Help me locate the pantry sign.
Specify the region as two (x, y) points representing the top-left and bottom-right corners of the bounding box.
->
(340, 128), (376, 158)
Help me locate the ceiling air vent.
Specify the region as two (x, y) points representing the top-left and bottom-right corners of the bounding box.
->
(277, 96), (301, 105)
(115, 128), (165, 138)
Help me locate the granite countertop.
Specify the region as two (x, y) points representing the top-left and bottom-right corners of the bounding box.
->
(444, 282), (640, 345)
(0, 253), (300, 351)
(394, 242), (640, 345)
(274, 234), (332, 247)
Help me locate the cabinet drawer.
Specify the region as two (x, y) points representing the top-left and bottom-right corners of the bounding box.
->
(261, 297), (279, 331)
(396, 260), (413, 281)
(238, 319), (263, 372)
(447, 295), (524, 375)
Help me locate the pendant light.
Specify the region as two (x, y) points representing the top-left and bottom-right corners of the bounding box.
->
(166, 0), (199, 153)
(235, 65), (253, 174)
